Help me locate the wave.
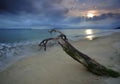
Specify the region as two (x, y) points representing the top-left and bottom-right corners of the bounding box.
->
(0, 40), (42, 72)
(0, 39), (60, 72)
(0, 29), (119, 72)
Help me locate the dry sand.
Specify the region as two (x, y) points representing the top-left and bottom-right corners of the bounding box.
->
(0, 32), (120, 84)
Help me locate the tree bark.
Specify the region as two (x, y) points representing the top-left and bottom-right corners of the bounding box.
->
(39, 29), (120, 78)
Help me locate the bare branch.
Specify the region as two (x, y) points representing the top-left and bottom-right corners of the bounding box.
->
(39, 38), (55, 51)
(38, 29), (120, 77)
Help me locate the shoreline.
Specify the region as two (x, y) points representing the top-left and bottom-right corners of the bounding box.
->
(0, 31), (116, 72)
(0, 32), (120, 84)
(0, 29), (118, 72)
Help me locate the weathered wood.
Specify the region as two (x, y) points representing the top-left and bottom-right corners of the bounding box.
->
(39, 29), (120, 77)
(58, 39), (120, 77)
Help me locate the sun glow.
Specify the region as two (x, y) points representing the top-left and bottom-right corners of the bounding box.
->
(86, 10), (98, 18)
(87, 13), (94, 18)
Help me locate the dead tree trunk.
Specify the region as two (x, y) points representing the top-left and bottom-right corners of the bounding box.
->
(39, 29), (120, 78)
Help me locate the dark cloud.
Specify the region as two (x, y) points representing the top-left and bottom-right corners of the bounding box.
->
(0, 12), (120, 28)
(0, 0), (65, 15)
(86, 13), (120, 21)
(88, 0), (120, 10)
(0, 0), (120, 16)
(0, 0), (33, 13)
(0, 0), (120, 28)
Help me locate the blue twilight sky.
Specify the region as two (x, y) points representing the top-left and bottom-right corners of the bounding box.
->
(0, 0), (120, 29)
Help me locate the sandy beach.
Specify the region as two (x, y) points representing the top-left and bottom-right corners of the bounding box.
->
(0, 32), (120, 84)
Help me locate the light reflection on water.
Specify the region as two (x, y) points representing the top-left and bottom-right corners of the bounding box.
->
(60, 29), (119, 41)
(85, 29), (93, 35)
(86, 35), (94, 40)
(0, 28), (120, 72)
(85, 29), (94, 40)
(0, 29), (119, 43)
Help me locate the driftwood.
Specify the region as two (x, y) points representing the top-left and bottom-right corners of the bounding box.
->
(39, 29), (120, 77)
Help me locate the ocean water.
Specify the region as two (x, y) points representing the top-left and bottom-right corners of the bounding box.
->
(0, 28), (119, 72)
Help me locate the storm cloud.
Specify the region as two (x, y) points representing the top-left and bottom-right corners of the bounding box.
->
(0, 0), (120, 28)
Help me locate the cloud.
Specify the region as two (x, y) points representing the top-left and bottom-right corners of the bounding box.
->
(0, 0), (120, 17)
(0, 0), (120, 28)
(0, 0), (67, 17)
(0, 0), (33, 13)
(0, 12), (120, 28)
(59, 0), (120, 17)
(86, 13), (120, 21)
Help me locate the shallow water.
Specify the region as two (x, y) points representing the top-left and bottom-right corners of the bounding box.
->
(0, 28), (119, 72)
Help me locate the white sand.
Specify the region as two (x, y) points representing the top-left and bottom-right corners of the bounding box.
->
(0, 32), (120, 84)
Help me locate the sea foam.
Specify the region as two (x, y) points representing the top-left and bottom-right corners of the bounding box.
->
(0, 40), (41, 72)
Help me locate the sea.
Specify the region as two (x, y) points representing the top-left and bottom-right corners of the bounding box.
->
(0, 28), (120, 72)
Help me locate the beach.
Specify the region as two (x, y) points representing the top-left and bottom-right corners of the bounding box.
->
(0, 32), (120, 84)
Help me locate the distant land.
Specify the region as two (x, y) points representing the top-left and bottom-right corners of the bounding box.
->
(0, 26), (120, 29)
(114, 27), (120, 29)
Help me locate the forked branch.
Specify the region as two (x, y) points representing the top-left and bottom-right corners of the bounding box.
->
(39, 29), (120, 77)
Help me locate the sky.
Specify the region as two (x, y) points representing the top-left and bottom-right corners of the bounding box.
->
(0, 0), (120, 29)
